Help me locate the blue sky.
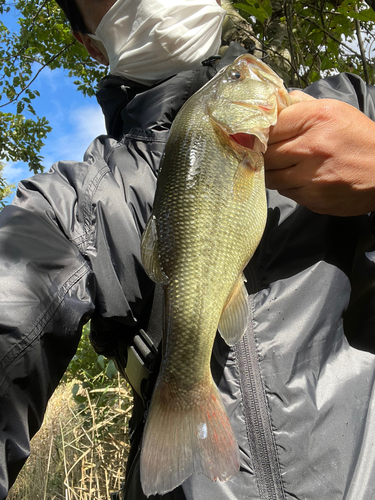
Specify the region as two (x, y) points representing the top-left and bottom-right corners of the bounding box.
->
(3, 69), (107, 203)
(2, 8), (107, 204)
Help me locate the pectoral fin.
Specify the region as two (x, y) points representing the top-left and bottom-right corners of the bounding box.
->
(218, 274), (249, 346)
(141, 215), (169, 284)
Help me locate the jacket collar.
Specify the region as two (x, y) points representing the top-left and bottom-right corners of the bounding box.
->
(96, 42), (247, 139)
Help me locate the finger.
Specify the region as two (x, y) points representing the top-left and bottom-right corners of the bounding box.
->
(288, 90), (316, 104)
(264, 177), (318, 212)
(268, 100), (318, 145)
(264, 142), (299, 171)
(265, 165), (300, 191)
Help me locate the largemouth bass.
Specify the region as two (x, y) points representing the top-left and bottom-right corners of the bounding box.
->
(140, 54), (290, 497)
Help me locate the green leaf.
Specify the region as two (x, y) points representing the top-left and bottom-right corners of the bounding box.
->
(16, 101), (24, 114)
(352, 8), (375, 23)
(72, 383), (80, 397)
(106, 360), (118, 379)
(97, 355), (105, 369)
(234, 0), (272, 22)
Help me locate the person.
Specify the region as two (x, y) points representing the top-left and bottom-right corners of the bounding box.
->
(1, 0), (375, 499)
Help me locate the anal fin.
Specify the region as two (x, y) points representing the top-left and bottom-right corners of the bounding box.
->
(218, 274), (249, 346)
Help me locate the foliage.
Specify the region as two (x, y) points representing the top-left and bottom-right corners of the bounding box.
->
(8, 380), (132, 499)
(63, 323), (119, 414)
(0, 161), (14, 207)
(9, 325), (133, 499)
(64, 323), (118, 386)
(232, 0), (375, 86)
(0, 0), (106, 177)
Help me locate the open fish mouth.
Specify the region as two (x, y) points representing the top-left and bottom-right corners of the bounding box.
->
(224, 100), (275, 154)
(230, 132), (265, 153)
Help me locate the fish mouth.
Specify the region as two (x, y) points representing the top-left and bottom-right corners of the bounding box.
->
(230, 133), (265, 153)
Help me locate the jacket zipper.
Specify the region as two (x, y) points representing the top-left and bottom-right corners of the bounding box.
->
(234, 295), (285, 500)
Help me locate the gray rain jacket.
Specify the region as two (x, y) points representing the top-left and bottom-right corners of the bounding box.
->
(1, 43), (375, 500)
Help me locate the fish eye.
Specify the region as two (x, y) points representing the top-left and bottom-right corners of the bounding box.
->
(229, 69), (243, 81)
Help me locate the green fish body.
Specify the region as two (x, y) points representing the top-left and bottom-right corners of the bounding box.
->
(140, 54), (290, 497)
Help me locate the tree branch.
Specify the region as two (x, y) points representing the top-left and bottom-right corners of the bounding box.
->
(284, 0), (298, 86)
(0, 42), (75, 109)
(354, 2), (370, 84)
(298, 13), (364, 58)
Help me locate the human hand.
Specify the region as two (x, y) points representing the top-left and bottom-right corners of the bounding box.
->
(264, 90), (375, 216)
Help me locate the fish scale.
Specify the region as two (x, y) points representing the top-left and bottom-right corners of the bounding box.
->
(140, 54), (291, 497)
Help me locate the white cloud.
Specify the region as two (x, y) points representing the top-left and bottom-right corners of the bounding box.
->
(69, 104), (107, 149)
(1, 162), (28, 205)
(35, 67), (75, 95)
(42, 103), (107, 167)
(2, 162), (29, 185)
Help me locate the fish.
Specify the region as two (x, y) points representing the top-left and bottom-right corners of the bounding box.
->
(140, 53), (290, 497)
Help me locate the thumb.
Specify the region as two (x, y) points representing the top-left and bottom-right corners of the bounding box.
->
(268, 93), (317, 145)
(288, 90), (316, 104)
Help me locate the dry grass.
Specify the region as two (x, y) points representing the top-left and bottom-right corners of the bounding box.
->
(8, 375), (133, 500)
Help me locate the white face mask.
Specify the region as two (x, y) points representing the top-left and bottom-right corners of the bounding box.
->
(88, 0), (225, 85)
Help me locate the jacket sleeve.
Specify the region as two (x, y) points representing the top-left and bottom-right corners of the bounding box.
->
(303, 71), (375, 118)
(302, 72), (375, 353)
(0, 152), (101, 496)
